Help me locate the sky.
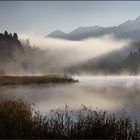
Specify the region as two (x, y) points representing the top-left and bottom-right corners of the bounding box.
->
(0, 1), (140, 36)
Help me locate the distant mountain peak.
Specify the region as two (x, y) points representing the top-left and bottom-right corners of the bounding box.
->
(49, 30), (66, 35)
(47, 15), (140, 41)
(119, 20), (132, 27)
(135, 15), (140, 21)
(119, 15), (140, 27)
(47, 30), (67, 38)
(69, 25), (104, 34)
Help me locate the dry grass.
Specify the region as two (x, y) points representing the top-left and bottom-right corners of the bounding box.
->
(0, 99), (140, 139)
(0, 75), (78, 85)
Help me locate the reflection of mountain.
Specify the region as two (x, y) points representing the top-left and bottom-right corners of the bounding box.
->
(48, 16), (140, 41)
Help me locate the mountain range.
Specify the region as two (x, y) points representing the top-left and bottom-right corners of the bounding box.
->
(47, 16), (140, 41)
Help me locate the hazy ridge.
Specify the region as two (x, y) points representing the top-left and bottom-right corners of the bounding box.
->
(48, 16), (140, 41)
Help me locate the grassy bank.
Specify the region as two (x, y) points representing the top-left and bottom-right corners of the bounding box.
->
(0, 75), (78, 85)
(0, 99), (140, 139)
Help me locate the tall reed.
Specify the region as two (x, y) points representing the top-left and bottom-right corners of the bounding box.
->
(0, 99), (139, 139)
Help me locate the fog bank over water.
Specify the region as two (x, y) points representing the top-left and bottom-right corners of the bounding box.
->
(1, 76), (140, 120)
(19, 33), (131, 69)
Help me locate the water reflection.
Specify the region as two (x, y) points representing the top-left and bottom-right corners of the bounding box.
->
(0, 76), (140, 120)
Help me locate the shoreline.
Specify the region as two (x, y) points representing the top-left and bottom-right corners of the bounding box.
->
(0, 75), (78, 85)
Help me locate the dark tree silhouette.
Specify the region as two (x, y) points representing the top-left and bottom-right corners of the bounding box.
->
(9, 33), (12, 38)
(4, 30), (8, 37)
(13, 33), (18, 40)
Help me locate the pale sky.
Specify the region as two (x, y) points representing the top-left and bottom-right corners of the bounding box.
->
(0, 1), (140, 36)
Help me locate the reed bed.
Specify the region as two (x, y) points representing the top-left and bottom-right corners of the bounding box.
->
(0, 99), (139, 139)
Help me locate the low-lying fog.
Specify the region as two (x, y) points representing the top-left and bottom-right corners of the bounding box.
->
(1, 76), (140, 121)
(19, 33), (132, 72)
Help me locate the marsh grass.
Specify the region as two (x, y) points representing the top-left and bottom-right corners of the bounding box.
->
(0, 99), (140, 139)
(0, 75), (78, 85)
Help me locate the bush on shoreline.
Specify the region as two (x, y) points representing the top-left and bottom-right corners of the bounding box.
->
(0, 99), (139, 139)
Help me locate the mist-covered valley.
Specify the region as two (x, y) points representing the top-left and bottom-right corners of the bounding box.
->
(0, 30), (140, 76)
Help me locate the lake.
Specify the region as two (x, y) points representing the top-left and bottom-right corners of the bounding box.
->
(0, 76), (140, 121)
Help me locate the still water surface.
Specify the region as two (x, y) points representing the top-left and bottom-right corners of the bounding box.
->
(0, 76), (140, 120)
